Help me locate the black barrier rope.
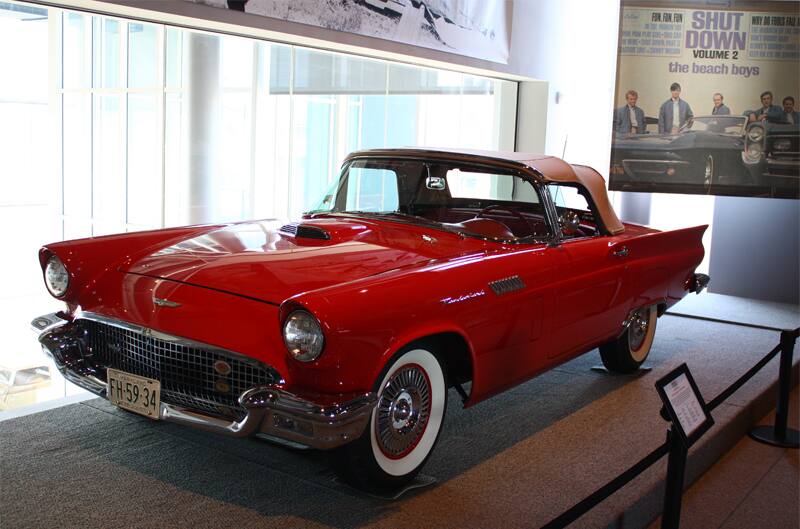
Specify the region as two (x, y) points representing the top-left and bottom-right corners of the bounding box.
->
(707, 343), (781, 411)
(539, 325), (799, 529)
(664, 311), (789, 333)
(540, 442), (670, 529)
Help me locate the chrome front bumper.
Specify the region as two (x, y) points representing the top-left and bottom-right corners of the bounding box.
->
(32, 313), (376, 450)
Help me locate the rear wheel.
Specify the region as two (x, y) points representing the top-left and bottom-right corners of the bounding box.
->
(331, 346), (447, 492)
(599, 306), (657, 373)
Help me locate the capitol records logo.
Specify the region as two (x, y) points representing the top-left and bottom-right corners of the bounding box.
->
(153, 297), (181, 308)
(214, 360), (232, 376)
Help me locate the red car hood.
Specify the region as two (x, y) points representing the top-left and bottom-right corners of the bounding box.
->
(124, 217), (476, 304)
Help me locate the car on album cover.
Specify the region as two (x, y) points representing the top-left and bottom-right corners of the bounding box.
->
(610, 115), (756, 195)
(740, 120), (800, 199)
(32, 148), (709, 492)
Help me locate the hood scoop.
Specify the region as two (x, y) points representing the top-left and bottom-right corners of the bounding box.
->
(279, 223), (330, 240)
(279, 219), (370, 244)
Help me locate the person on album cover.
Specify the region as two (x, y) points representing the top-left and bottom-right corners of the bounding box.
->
(747, 91), (783, 123)
(658, 82), (693, 134)
(711, 93), (730, 115)
(613, 89), (646, 135)
(781, 96), (798, 125)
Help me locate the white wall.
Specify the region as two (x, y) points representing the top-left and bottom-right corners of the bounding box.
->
(509, 0), (621, 173)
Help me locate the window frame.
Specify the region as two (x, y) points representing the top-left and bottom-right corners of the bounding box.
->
(546, 181), (610, 240)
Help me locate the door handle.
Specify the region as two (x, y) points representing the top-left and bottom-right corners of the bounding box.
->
(612, 246), (629, 258)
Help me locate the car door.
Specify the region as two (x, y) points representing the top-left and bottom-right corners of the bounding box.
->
(545, 183), (631, 359)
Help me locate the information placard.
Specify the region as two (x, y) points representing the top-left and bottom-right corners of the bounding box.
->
(656, 364), (714, 447)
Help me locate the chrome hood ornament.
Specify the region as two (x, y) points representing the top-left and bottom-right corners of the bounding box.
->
(153, 297), (181, 308)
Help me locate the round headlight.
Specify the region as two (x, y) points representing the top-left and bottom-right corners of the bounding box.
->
(747, 143), (763, 158)
(747, 126), (764, 142)
(283, 310), (324, 362)
(44, 255), (69, 298)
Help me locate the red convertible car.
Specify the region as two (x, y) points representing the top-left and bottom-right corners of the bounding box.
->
(32, 148), (708, 491)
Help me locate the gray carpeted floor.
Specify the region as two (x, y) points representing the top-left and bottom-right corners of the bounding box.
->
(1, 303), (797, 529)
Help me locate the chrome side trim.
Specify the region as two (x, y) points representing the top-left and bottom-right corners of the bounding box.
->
(766, 158), (800, 166)
(621, 159), (691, 165)
(489, 276), (526, 295)
(34, 315), (376, 449)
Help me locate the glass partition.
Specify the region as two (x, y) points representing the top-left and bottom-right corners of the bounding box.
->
(0, 0), (517, 416)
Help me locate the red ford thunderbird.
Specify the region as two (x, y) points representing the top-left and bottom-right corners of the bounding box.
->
(32, 148), (709, 491)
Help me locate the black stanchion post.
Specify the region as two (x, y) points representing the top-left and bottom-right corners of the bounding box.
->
(661, 428), (687, 529)
(749, 329), (800, 449)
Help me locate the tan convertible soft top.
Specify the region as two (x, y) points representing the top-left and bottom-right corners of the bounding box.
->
(345, 148), (625, 235)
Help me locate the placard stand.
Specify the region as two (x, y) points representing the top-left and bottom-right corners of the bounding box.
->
(749, 329), (799, 448)
(661, 427), (688, 529)
(655, 364), (714, 529)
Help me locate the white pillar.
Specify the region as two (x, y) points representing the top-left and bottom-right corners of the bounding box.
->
(182, 31), (221, 224)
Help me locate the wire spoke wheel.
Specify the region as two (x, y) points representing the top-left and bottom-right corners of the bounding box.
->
(332, 347), (446, 491)
(375, 365), (432, 459)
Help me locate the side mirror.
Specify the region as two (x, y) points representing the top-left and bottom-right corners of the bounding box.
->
(559, 211), (581, 236)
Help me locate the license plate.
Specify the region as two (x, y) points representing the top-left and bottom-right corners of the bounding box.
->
(106, 368), (161, 419)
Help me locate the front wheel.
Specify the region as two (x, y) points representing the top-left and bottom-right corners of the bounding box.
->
(331, 347), (447, 492)
(599, 306), (657, 374)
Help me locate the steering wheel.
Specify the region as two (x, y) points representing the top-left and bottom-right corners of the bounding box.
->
(475, 205), (533, 236)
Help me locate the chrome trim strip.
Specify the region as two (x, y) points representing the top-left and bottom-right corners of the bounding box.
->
(539, 181), (563, 245)
(766, 158), (800, 166)
(621, 159), (691, 165)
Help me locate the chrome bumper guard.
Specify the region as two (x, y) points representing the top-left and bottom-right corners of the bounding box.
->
(32, 313), (377, 450)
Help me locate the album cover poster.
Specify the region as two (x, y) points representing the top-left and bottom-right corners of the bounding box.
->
(610, 1), (799, 199)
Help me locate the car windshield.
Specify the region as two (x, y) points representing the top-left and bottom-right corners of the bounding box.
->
(308, 158), (552, 241)
(684, 116), (746, 135)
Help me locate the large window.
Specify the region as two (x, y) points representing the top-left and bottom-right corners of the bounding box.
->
(0, 0), (517, 415)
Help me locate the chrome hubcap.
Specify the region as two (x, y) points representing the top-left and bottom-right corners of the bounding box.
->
(376, 366), (431, 458)
(629, 311), (649, 351)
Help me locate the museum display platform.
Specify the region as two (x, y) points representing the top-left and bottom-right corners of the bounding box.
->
(1, 294), (798, 529)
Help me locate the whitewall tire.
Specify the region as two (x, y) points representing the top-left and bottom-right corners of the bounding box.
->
(332, 346), (447, 492)
(599, 306), (657, 373)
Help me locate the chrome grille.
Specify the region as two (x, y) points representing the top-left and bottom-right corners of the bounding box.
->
(80, 319), (281, 420)
(767, 134), (799, 156)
